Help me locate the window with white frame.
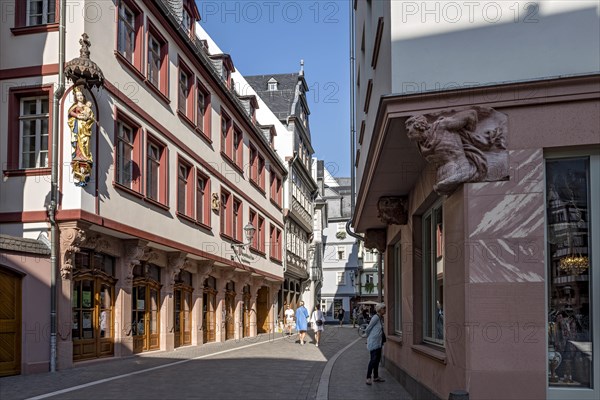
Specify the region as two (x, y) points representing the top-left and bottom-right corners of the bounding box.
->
(422, 201), (444, 345)
(336, 272), (345, 285)
(27, 0), (56, 26)
(19, 96), (49, 169)
(365, 273), (374, 284)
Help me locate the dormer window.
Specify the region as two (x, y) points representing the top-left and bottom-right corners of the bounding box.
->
(268, 78), (278, 91)
(182, 9), (192, 35)
(222, 66), (229, 85)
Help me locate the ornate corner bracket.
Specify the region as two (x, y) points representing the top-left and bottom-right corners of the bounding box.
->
(364, 229), (387, 253)
(405, 106), (508, 195)
(123, 240), (158, 285)
(167, 252), (189, 287)
(377, 196), (408, 225)
(59, 227), (87, 279)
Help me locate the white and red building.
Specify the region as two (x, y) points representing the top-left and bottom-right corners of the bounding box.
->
(0, 0), (289, 375)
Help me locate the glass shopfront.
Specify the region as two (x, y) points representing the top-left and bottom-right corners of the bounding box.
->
(131, 264), (161, 353)
(72, 251), (116, 361)
(546, 155), (599, 398)
(174, 271), (193, 348)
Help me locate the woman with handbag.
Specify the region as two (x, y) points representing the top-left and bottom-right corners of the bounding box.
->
(365, 303), (386, 385)
(310, 305), (325, 347)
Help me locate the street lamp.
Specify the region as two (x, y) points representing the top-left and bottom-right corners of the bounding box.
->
(231, 222), (257, 263)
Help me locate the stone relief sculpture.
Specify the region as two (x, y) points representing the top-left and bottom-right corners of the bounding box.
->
(405, 106), (508, 195)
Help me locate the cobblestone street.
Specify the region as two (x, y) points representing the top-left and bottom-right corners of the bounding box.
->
(0, 326), (411, 400)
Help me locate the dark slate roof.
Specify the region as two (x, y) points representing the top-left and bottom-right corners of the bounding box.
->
(245, 73), (300, 121)
(0, 234), (50, 255)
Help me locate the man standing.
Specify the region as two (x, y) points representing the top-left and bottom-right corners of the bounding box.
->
(338, 307), (345, 326)
(295, 301), (310, 345)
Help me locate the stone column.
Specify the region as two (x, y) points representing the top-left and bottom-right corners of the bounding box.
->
(57, 224), (86, 370)
(234, 272), (251, 340)
(214, 270), (228, 343)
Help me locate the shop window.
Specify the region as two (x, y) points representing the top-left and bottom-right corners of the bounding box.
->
(174, 270), (193, 348)
(546, 156), (597, 391)
(422, 201), (444, 345)
(132, 264), (161, 353)
(72, 251), (116, 361)
(393, 242), (403, 336)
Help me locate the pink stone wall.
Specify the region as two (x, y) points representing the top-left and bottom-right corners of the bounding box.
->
(3, 253), (51, 374)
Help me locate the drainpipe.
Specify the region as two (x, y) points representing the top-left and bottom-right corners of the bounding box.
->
(48, 0), (66, 373)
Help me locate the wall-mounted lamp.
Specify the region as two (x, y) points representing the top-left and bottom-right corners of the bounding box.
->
(231, 222), (257, 263)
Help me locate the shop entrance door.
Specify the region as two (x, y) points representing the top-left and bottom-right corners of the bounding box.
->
(0, 268), (21, 377)
(256, 287), (269, 333)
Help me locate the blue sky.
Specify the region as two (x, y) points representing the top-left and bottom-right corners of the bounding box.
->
(198, 1), (351, 178)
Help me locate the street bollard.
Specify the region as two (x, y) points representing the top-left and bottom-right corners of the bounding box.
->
(448, 390), (469, 400)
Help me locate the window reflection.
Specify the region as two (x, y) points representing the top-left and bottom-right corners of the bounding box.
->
(546, 158), (592, 388)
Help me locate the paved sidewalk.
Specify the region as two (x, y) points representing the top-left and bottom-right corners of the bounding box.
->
(0, 326), (412, 400)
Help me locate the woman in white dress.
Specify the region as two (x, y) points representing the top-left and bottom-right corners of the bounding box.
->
(284, 304), (295, 335)
(310, 305), (325, 347)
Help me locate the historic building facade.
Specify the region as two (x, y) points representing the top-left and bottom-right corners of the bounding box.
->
(319, 166), (360, 323)
(353, 1), (599, 399)
(0, 0), (287, 375)
(246, 69), (321, 316)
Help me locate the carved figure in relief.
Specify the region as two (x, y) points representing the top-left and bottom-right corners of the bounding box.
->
(405, 107), (507, 195)
(68, 86), (96, 186)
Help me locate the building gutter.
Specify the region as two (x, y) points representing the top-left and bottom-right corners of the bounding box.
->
(48, 0), (66, 373)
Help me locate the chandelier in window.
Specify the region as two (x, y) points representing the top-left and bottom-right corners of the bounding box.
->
(559, 254), (589, 275)
(559, 198), (589, 275)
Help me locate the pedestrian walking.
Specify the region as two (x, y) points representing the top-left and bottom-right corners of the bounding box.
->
(338, 307), (345, 326)
(310, 305), (325, 347)
(365, 302), (386, 385)
(284, 304), (295, 335)
(295, 301), (310, 345)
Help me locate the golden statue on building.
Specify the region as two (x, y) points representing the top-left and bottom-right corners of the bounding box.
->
(68, 86), (95, 186)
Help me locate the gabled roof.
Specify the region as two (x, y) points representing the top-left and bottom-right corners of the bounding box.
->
(245, 73), (302, 121)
